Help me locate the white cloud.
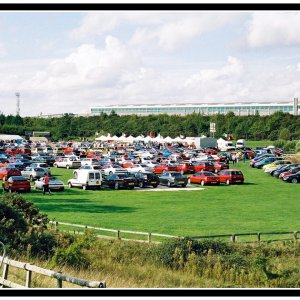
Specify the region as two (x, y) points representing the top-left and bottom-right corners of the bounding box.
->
(246, 12), (300, 48)
(71, 11), (244, 51)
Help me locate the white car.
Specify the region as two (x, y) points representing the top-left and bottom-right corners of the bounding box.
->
(102, 164), (128, 176)
(53, 157), (82, 169)
(80, 158), (99, 166)
(125, 164), (153, 173)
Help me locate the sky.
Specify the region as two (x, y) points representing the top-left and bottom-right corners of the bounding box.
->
(1, 7), (300, 116)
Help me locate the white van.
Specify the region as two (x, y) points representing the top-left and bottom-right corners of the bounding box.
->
(67, 170), (102, 190)
(236, 139), (246, 149)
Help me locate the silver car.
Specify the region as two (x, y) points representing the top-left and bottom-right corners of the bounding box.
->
(21, 167), (48, 181)
(30, 163), (51, 176)
(34, 176), (65, 191)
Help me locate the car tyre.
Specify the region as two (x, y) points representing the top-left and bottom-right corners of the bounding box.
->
(54, 164), (58, 168)
(66, 165), (70, 169)
(109, 171), (113, 175)
(188, 178), (191, 184)
(200, 180), (205, 186)
(83, 185), (87, 190)
(153, 184), (158, 188)
(29, 175), (34, 181)
(292, 178), (298, 184)
(68, 182), (72, 188)
(139, 181), (144, 188)
(167, 181), (171, 187)
(115, 182), (119, 190)
(182, 184), (186, 188)
(226, 179), (230, 185)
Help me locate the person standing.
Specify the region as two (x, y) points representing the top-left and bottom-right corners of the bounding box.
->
(232, 153), (236, 166)
(43, 175), (51, 195)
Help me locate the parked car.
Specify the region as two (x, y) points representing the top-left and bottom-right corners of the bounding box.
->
(0, 167), (22, 180)
(282, 171), (300, 184)
(213, 161), (229, 173)
(249, 154), (275, 167)
(53, 157), (82, 169)
(2, 175), (31, 193)
(30, 162), (51, 176)
(153, 163), (169, 174)
(193, 161), (215, 173)
(177, 162), (195, 174)
(133, 172), (160, 188)
(34, 176), (65, 191)
(101, 164), (128, 176)
(80, 158), (100, 166)
(218, 169), (244, 185)
(188, 171), (220, 186)
(279, 167), (300, 180)
(273, 164), (300, 178)
(102, 173), (136, 190)
(31, 155), (56, 166)
(73, 165), (103, 176)
(68, 170), (102, 190)
(254, 157), (283, 169)
(21, 167), (48, 181)
(125, 163), (153, 173)
(159, 172), (188, 187)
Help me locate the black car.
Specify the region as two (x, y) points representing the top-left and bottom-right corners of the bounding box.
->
(133, 172), (160, 188)
(282, 171), (300, 184)
(159, 171), (188, 187)
(32, 155), (56, 166)
(102, 173), (136, 190)
(273, 163), (300, 178)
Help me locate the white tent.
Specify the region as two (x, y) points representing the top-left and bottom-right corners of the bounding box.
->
(144, 136), (154, 143)
(0, 134), (23, 142)
(134, 135), (144, 141)
(163, 136), (173, 143)
(95, 135), (108, 141)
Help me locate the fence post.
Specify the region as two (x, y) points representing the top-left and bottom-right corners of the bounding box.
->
(1, 263), (9, 288)
(56, 271), (63, 288)
(25, 268), (32, 288)
(293, 231), (298, 242)
(257, 232), (261, 243)
(116, 230), (120, 239)
(148, 233), (152, 243)
(55, 221), (58, 232)
(231, 234), (236, 243)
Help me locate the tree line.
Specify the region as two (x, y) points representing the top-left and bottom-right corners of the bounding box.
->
(0, 111), (299, 141)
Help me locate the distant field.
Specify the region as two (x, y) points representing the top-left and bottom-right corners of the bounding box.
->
(16, 159), (300, 238)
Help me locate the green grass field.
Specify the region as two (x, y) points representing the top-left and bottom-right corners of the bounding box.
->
(14, 158), (300, 238)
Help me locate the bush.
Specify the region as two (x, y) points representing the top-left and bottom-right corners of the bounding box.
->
(51, 240), (90, 269)
(273, 140), (285, 148)
(151, 238), (233, 269)
(296, 141), (300, 153)
(283, 141), (297, 152)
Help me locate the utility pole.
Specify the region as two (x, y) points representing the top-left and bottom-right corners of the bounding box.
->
(16, 92), (20, 116)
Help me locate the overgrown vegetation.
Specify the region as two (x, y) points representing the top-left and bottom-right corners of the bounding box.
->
(1, 111), (300, 141)
(2, 193), (300, 288)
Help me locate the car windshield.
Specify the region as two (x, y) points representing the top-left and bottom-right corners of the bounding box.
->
(10, 176), (26, 181)
(172, 172), (182, 177)
(117, 174), (133, 179)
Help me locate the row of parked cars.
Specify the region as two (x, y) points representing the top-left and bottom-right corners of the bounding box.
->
(249, 152), (300, 184)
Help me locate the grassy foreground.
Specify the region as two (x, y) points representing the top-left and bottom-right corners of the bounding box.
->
(17, 158), (300, 238)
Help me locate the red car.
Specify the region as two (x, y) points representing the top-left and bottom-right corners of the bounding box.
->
(218, 169), (244, 185)
(279, 167), (300, 180)
(2, 175), (31, 193)
(213, 161), (229, 173)
(177, 162), (195, 174)
(0, 167), (22, 180)
(153, 164), (169, 174)
(193, 161), (215, 173)
(204, 148), (218, 155)
(188, 171), (220, 186)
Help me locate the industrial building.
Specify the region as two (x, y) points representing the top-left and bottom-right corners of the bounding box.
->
(90, 98), (299, 117)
